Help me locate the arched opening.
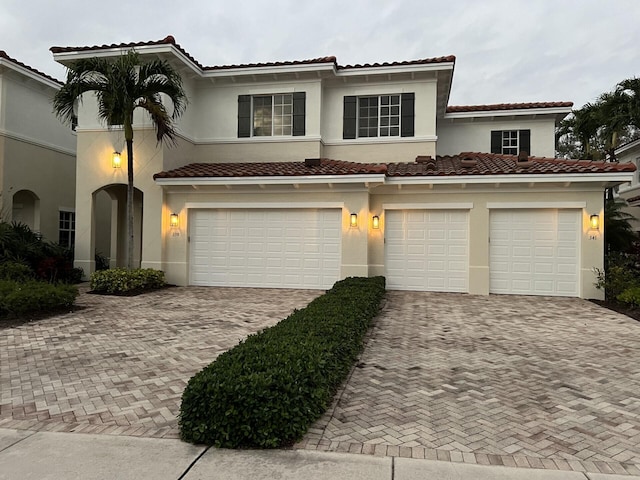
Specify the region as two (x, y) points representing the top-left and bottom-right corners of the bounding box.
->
(12, 190), (40, 232)
(93, 185), (143, 269)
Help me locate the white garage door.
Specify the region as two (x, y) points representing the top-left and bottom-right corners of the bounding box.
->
(490, 209), (580, 296)
(190, 209), (341, 289)
(385, 210), (469, 292)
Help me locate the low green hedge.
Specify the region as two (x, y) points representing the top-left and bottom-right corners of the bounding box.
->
(90, 268), (166, 294)
(0, 280), (78, 317)
(179, 276), (385, 448)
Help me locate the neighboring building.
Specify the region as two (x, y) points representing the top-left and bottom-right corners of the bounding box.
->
(0, 51), (76, 246)
(51, 36), (635, 299)
(616, 139), (640, 232)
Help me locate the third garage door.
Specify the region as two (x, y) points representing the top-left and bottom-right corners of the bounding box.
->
(490, 209), (580, 296)
(385, 210), (469, 292)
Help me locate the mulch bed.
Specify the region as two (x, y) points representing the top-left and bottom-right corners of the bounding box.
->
(591, 299), (640, 323)
(87, 284), (176, 296)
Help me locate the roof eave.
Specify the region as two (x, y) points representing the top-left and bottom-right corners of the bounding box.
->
(336, 61), (455, 77)
(444, 106), (573, 120)
(154, 174), (387, 186)
(0, 57), (61, 89)
(386, 172), (634, 185)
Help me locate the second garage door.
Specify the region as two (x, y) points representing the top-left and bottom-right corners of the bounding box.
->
(490, 209), (580, 296)
(190, 208), (341, 289)
(385, 210), (469, 292)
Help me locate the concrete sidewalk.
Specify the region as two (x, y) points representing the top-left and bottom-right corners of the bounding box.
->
(1, 429), (638, 480)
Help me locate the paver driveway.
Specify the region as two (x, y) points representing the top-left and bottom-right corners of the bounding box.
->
(0, 287), (321, 438)
(300, 291), (640, 476)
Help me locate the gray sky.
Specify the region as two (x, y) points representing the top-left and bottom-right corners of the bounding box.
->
(2, 0), (638, 108)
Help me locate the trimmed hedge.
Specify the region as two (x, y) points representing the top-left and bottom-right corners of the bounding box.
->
(0, 280), (78, 317)
(179, 276), (385, 448)
(90, 268), (166, 294)
(0, 261), (34, 282)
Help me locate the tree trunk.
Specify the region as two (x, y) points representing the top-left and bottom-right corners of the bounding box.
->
(126, 136), (134, 270)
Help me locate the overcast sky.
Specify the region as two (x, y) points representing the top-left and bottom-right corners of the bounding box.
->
(1, 0), (638, 108)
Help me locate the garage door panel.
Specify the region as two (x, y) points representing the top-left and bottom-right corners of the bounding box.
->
(490, 209), (579, 297)
(190, 209), (341, 289)
(385, 210), (469, 292)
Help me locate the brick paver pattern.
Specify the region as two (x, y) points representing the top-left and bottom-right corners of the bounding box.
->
(299, 291), (640, 476)
(2, 288), (640, 475)
(0, 287), (321, 439)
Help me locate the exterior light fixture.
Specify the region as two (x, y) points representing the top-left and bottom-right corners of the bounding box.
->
(112, 151), (122, 168)
(589, 214), (600, 231)
(170, 213), (179, 228)
(372, 215), (380, 229)
(350, 213), (358, 228)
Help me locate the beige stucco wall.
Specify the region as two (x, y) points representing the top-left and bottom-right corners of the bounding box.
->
(73, 127), (165, 276)
(322, 140), (435, 163)
(188, 139), (321, 163)
(436, 118), (557, 158)
(368, 185), (605, 299)
(1, 135), (75, 241)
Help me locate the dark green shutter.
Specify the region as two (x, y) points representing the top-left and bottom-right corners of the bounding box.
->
(292, 92), (306, 136)
(519, 129), (531, 155)
(238, 95), (251, 138)
(491, 131), (502, 153)
(401, 93), (415, 137)
(343, 96), (357, 139)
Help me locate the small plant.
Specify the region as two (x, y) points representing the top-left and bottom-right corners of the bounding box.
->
(594, 252), (640, 300)
(90, 268), (166, 294)
(617, 286), (640, 307)
(179, 276), (385, 448)
(0, 280), (78, 317)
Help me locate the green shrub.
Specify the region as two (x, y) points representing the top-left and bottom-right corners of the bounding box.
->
(0, 280), (78, 317)
(90, 268), (166, 294)
(0, 261), (34, 282)
(595, 252), (640, 300)
(617, 286), (640, 307)
(179, 276), (385, 448)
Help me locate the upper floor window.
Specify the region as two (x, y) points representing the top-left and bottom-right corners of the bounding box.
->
(491, 129), (530, 155)
(59, 210), (75, 249)
(238, 93), (306, 138)
(343, 93), (414, 139)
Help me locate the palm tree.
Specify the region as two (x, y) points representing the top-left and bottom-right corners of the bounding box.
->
(53, 50), (187, 269)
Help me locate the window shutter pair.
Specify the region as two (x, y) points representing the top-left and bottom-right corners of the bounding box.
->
(342, 93), (415, 139)
(491, 130), (531, 155)
(237, 93), (306, 137)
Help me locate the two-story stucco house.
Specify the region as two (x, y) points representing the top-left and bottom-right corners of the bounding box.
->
(50, 36), (635, 299)
(0, 51), (76, 245)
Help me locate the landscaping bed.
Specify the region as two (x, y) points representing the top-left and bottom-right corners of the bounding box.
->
(179, 276), (386, 448)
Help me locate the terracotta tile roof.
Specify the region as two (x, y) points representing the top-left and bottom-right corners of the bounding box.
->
(154, 154), (634, 181)
(446, 102), (573, 113)
(338, 56), (455, 70)
(0, 50), (61, 85)
(50, 36), (453, 73)
(153, 159), (388, 179)
(386, 153), (636, 176)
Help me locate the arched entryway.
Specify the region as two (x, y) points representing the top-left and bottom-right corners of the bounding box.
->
(93, 185), (143, 268)
(12, 190), (40, 232)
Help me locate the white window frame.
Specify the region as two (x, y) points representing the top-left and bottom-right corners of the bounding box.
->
(252, 93), (293, 137)
(358, 94), (401, 138)
(502, 130), (519, 155)
(58, 209), (75, 248)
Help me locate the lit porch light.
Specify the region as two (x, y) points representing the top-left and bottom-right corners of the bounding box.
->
(112, 151), (122, 169)
(350, 213), (358, 228)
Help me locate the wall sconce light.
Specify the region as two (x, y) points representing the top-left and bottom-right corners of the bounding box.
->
(112, 151), (122, 169)
(589, 214), (600, 231)
(372, 215), (380, 229)
(350, 213), (358, 228)
(170, 213), (179, 228)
